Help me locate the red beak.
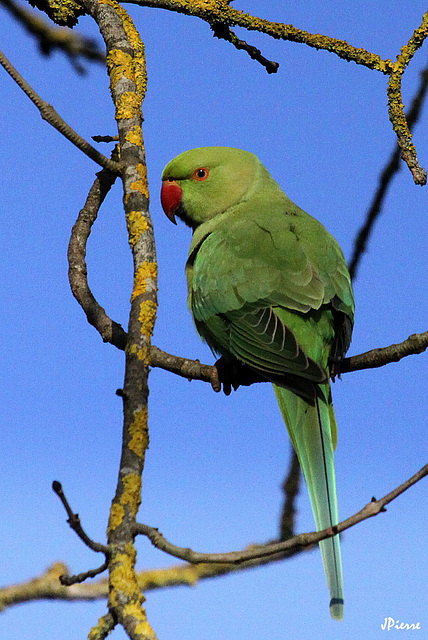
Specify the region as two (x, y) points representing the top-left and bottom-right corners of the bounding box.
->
(161, 180), (183, 224)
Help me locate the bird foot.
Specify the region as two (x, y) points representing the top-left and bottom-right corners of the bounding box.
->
(210, 357), (266, 395)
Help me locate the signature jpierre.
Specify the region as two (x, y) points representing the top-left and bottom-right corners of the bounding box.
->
(381, 618), (421, 631)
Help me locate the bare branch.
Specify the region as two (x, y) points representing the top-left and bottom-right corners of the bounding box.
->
(211, 22), (279, 73)
(149, 345), (212, 381)
(2, 460), (426, 609)
(52, 481), (109, 556)
(0, 48), (120, 172)
(67, 167), (128, 350)
(133, 462), (427, 564)
(149, 329), (428, 384)
(60, 560), (110, 586)
(340, 330), (428, 374)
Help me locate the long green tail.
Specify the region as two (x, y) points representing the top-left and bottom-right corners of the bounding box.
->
(273, 383), (344, 621)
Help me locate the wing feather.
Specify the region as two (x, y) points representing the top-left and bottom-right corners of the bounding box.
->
(187, 203), (354, 385)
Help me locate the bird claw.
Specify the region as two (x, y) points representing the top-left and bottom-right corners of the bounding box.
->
(210, 365), (222, 393)
(210, 357), (266, 395)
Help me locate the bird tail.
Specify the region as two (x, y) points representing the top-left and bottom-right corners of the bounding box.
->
(273, 383), (344, 621)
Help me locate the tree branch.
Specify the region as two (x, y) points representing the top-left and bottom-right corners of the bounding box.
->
(349, 60), (428, 279)
(79, 0), (158, 637)
(88, 612), (117, 640)
(52, 481), (110, 586)
(67, 165), (128, 349)
(0, 0), (105, 73)
(2, 462), (423, 611)
(127, 0), (393, 74)
(340, 330), (428, 374)
(0, 48), (120, 171)
(279, 449), (301, 541)
(211, 21), (279, 73)
(133, 461), (427, 564)
(148, 329), (428, 384)
(387, 12), (428, 185)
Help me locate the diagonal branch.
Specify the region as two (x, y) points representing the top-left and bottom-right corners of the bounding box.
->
(0, 48), (120, 172)
(133, 462), (428, 564)
(1, 460), (426, 610)
(387, 12), (428, 185)
(211, 22), (279, 73)
(340, 330), (428, 374)
(349, 60), (428, 279)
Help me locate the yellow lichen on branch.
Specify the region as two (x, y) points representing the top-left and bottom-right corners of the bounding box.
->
(126, 125), (145, 148)
(108, 544), (158, 639)
(126, 211), (150, 246)
(131, 261), (158, 301)
(128, 406), (149, 456)
(138, 300), (157, 339)
(387, 11), (428, 184)
(102, 0), (147, 100)
(130, 163), (149, 198)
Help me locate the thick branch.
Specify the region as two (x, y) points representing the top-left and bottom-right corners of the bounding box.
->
(80, 0), (158, 637)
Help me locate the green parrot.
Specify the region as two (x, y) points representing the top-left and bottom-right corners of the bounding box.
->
(161, 147), (354, 620)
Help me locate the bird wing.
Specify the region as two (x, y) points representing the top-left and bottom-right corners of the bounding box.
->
(188, 204), (353, 387)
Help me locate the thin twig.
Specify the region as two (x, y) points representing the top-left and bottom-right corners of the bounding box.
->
(133, 462), (427, 564)
(0, 48), (120, 172)
(211, 22), (279, 73)
(60, 560), (110, 586)
(52, 481), (110, 555)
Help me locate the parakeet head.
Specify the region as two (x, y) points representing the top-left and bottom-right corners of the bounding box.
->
(161, 147), (268, 228)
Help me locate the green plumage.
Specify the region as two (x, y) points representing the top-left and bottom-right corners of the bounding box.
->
(162, 147), (354, 620)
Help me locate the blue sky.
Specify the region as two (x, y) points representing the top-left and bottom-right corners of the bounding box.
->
(0, 2), (427, 639)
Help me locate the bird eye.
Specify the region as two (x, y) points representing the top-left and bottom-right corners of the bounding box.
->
(193, 168), (209, 181)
